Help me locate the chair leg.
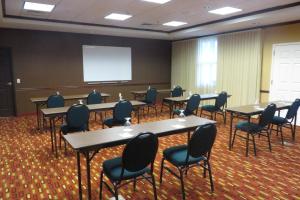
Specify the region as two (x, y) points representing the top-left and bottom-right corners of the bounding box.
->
(155, 106), (157, 117)
(133, 178), (137, 191)
(290, 123), (295, 141)
(203, 161), (207, 178)
(246, 133), (250, 157)
(151, 173), (158, 200)
(224, 112), (226, 124)
(64, 139), (67, 154)
(231, 129), (237, 148)
(159, 158), (165, 184)
(252, 134), (257, 156)
(207, 161), (214, 192)
(276, 125), (279, 136)
(280, 126), (284, 145)
(114, 185), (119, 200)
(179, 170), (186, 200)
(161, 102), (164, 112)
(267, 130), (272, 152)
(99, 171), (104, 200)
(200, 109), (203, 117)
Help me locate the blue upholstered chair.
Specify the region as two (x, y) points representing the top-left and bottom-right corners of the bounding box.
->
(160, 124), (217, 200)
(231, 103), (276, 156)
(87, 91), (103, 121)
(161, 86), (183, 112)
(271, 99), (300, 144)
(200, 92), (227, 123)
(99, 132), (159, 200)
(103, 100), (133, 128)
(59, 104), (90, 152)
(43, 94), (65, 129)
(142, 88), (158, 117)
(173, 94), (201, 117)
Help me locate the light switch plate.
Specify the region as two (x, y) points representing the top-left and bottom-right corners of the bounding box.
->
(17, 78), (21, 84)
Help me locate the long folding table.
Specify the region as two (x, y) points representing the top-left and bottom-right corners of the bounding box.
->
(41, 100), (146, 157)
(31, 93), (110, 130)
(63, 115), (215, 200)
(226, 101), (293, 150)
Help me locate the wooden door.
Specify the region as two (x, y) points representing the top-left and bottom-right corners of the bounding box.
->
(0, 48), (15, 116)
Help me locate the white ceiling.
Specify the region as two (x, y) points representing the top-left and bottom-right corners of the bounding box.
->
(1, 0), (300, 40)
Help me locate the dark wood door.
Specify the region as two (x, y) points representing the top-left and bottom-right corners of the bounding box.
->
(0, 48), (15, 116)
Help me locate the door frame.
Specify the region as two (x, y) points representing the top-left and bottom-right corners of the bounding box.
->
(269, 42), (300, 101)
(0, 46), (16, 116)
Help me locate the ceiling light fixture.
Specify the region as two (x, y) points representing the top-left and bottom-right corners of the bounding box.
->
(104, 13), (132, 21)
(24, 2), (55, 12)
(208, 7), (242, 15)
(163, 21), (187, 27)
(142, 0), (171, 4)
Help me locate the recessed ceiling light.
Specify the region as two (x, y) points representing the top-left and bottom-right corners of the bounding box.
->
(24, 2), (55, 12)
(163, 21), (187, 27)
(142, 0), (171, 4)
(104, 13), (132, 21)
(208, 7), (242, 15)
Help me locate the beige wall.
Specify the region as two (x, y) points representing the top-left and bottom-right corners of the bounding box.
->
(261, 23), (300, 102)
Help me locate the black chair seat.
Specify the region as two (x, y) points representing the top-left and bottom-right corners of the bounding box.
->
(103, 157), (150, 182)
(272, 116), (288, 125)
(103, 118), (125, 128)
(60, 124), (87, 135)
(236, 121), (263, 133)
(163, 145), (205, 167)
(201, 105), (218, 112)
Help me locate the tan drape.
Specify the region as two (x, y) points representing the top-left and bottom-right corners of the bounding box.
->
(217, 29), (262, 107)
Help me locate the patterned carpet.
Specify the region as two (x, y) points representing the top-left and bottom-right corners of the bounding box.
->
(1, 108), (300, 200)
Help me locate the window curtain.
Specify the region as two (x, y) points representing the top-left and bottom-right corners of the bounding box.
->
(171, 37), (218, 95)
(171, 39), (198, 93)
(217, 29), (262, 107)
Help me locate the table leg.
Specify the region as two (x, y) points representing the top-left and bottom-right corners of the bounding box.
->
(49, 118), (54, 152)
(77, 152), (83, 200)
(36, 103), (40, 129)
(85, 152), (92, 200)
(137, 107), (140, 123)
(169, 102), (173, 119)
(51, 118), (58, 158)
(229, 112), (233, 150)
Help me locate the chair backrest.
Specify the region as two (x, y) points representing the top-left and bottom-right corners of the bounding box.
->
(185, 94), (201, 115)
(145, 88), (157, 104)
(215, 91), (227, 109)
(286, 99), (300, 120)
(171, 86), (183, 97)
(113, 100), (133, 122)
(87, 91), (102, 105)
(259, 103), (277, 127)
(122, 132), (158, 172)
(47, 94), (64, 108)
(187, 123), (217, 160)
(66, 104), (90, 129)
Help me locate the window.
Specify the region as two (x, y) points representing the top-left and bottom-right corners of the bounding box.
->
(196, 37), (218, 88)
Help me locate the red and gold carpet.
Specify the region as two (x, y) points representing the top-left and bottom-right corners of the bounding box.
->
(0, 110), (300, 199)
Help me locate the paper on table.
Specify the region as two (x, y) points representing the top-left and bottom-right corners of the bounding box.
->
(178, 118), (186, 122)
(254, 106), (264, 111)
(120, 132), (133, 138)
(172, 124), (185, 129)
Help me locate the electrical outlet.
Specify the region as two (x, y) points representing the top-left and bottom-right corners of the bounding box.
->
(17, 78), (21, 84)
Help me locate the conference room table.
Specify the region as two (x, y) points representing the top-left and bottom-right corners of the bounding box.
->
(163, 93), (232, 118)
(131, 88), (186, 100)
(31, 93), (110, 130)
(63, 115), (216, 200)
(226, 101), (293, 150)
(41, 100), (146, 157)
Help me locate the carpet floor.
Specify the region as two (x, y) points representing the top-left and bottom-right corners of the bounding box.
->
(0, 109), (300, 200)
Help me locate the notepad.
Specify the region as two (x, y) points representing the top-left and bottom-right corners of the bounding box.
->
(178, 118), (186, 122)
(120, 132), (133, 138)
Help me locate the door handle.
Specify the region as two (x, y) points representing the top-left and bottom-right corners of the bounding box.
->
(7, 82), (12, 86)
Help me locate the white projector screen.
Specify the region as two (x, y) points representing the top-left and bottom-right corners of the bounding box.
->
(82, 45), (132, 82)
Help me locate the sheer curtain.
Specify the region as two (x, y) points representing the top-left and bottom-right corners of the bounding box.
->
(196, 37), (218, 94)
(171, 37), (218, 95)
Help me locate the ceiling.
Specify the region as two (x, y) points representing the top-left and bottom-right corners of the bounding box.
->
(1, 0), (300, 40)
